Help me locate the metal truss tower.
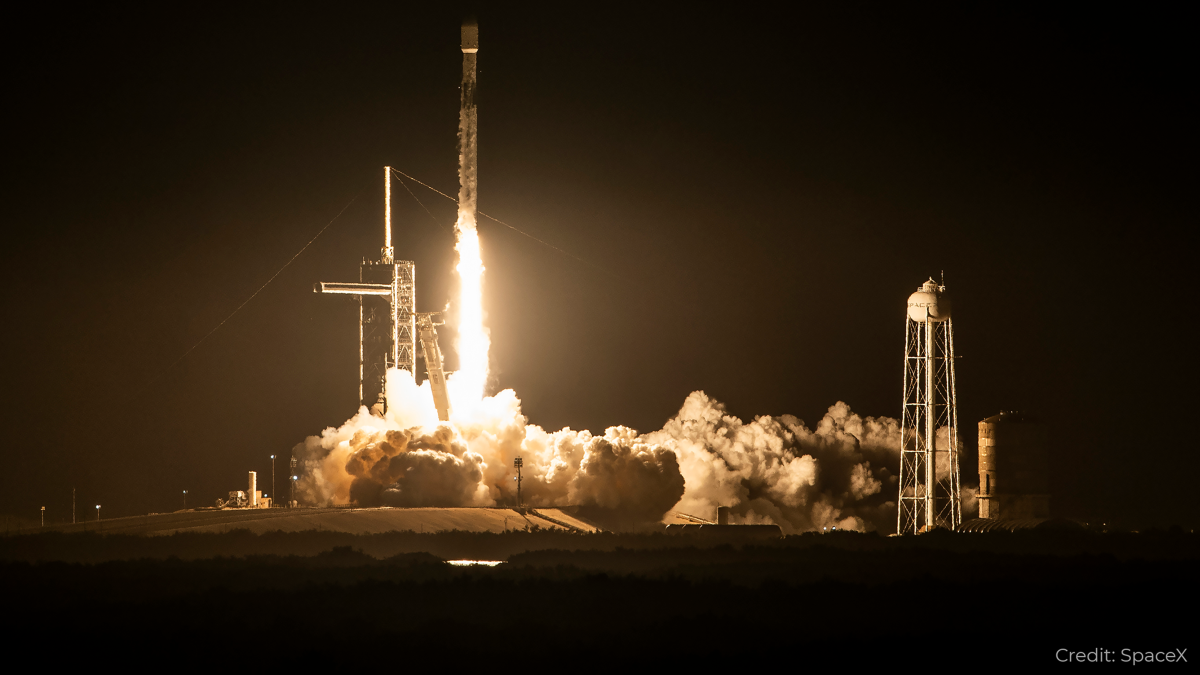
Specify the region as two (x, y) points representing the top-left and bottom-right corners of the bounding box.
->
(315, 166), (417, 412)
(897, 278), (961, 533)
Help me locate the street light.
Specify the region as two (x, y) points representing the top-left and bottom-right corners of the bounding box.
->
(183, 490), (188, 510)
(40, 506), (45, 527)
(270, 455), (276, 508)
(95, 505), (101, 521)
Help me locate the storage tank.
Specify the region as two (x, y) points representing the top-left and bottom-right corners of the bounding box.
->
(248, 471), (258, 507)
(977, 411), (1049, 519)
(906, 278), (952, 323)
(716, 506), (731, 525)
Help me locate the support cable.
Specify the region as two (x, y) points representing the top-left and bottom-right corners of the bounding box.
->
(392, 170), (452, 234)
(390, 168), (612, 275)
(130, 184), (367, 397)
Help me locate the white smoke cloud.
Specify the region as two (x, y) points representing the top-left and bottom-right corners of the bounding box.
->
(642, 394), (901, 533)
(293, 370), (927, 533)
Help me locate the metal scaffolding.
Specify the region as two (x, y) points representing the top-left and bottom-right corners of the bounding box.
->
(897, 280), (961, 534)
(314, 166), (418, 412)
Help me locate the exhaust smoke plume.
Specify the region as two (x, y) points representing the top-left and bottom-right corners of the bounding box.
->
(294, 371), (917, 532)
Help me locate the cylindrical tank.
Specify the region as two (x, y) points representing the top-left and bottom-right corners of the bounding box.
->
(907, 278), (952, 323)
(977, 411), (1049, 519)
(248, 471), (258, 507)
(716, 506), (731, 525)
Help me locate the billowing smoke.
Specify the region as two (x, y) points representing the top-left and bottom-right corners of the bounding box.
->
(293, 369), (919, 532)
(642, 393), (900, 533)
(344, 427), (489, 507)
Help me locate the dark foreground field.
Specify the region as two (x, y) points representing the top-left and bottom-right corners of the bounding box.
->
(2, 528), (1194, 667)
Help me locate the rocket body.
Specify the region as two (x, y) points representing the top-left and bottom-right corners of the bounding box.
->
(459, 20), (478, 219)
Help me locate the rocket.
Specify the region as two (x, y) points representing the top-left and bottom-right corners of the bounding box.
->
(459, 18), (478, 221)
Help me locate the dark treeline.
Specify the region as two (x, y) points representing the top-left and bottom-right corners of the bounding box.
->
(2, 529), (1194, 666)
(3, 526), (1197, 564)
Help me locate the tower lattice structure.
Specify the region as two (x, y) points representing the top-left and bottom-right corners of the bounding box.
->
(315, 167), (417, 413)
(897, 278), (961, 533)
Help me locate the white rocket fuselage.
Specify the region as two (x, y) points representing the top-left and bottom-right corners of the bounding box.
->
(459, 20), (478, 219)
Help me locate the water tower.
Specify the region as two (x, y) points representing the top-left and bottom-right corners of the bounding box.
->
(897, 278), (962, 533)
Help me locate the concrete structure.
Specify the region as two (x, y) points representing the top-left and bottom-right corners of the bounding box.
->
(248, 471), (257, 507)
(29, 507), (601, 536)
(897, 278), (962, 533)
(977, 411), (1050, 519)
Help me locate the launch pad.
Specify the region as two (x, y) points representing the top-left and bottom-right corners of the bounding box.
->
(32, 506), (600, 536)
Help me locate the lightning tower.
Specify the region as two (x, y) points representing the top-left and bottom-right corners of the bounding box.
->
(897, 278), (962, 533)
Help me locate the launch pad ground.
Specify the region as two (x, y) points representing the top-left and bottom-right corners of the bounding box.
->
(32, 506), (600, 536)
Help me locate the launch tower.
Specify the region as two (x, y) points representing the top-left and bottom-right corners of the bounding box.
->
(313, 20), (473, 421)
(897, 278), (962, 533)
(314, 167), (416, 413)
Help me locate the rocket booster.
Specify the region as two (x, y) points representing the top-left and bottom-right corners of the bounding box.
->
(459, 19), (478, 219)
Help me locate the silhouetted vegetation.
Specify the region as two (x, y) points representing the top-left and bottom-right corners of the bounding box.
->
(2, 528), (1194, 666)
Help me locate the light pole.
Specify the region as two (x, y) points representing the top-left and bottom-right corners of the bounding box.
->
(41, 506), (45, 527)
(289, 456), (297, 508)
(183, 490), (188, 510)
(270, 455), (276, 508)
(513, 456), (523, 509)
(95, 505), (101, 522)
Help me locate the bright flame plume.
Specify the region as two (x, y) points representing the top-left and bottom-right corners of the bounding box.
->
(451, 210), (488, 412)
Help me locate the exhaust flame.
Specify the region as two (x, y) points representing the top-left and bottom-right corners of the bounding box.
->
(450, 211), (488, 411)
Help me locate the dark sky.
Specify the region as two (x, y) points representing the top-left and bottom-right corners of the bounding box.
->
(4, 4), (1193, 527)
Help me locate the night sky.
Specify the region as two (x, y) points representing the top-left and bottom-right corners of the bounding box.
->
(4, 4), (1192, 527)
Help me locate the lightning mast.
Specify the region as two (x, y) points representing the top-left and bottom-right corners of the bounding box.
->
(897, 278), (961, 533)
